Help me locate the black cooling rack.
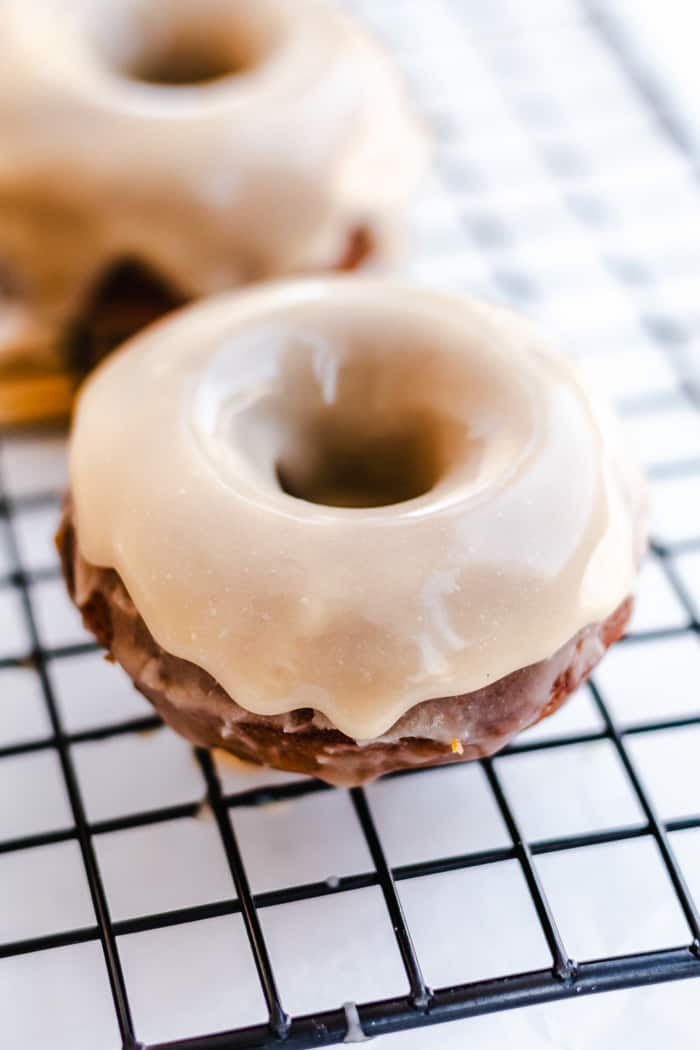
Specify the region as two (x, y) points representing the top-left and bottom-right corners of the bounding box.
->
(2, 0), (700, 1047)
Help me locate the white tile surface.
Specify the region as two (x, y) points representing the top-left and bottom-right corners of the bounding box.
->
(398, 861), (551, 987)
(232, 789), (371, 894)
(48, 650), (149, 733)
(0, 585), (31, 659)
(674, 548), (700, 616)
(72, 728), (204, 823)
(260, 888), (408, 1015)
(96, 817), (235, 921)
(628, 554), (689, 634)
(0, 750), (72, 841)
(0, 667), (50, 746)
(517, 685), (604, 743)
(578, 345), (678, 404)
(495, 741), (645, 841)
(670, 827), (700, 905)
(30, 577), (93, 650)
(366, 763), (510, 867)
(0, 942), (119, 1050)
(12, 500), (62, 574)
(213, 749), (303, 796)
(623, 407), (700, 469)
(0, 840), (93, 941)
(0, 434), (68, 498)
(536, 838), (691, 958)
(119, 916), (266, 1044)
(626, 725), (700, 820)
(650, 475), (700, 546)
(593, 634), (700, 726)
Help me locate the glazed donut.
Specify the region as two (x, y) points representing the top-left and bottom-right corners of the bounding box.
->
(0, 0), (425, 375)
(59, 278), (645, 785)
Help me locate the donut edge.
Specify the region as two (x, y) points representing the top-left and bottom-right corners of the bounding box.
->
(57, 503), (633, 787)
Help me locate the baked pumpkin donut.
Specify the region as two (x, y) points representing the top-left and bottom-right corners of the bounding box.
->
(0, 0), (425, 381)
(59, 278), (646, 786)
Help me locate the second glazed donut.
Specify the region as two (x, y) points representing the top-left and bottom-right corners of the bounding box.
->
(0, 0), (425, 374)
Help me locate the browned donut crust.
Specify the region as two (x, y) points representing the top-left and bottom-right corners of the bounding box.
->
(57, 504), (632, 786)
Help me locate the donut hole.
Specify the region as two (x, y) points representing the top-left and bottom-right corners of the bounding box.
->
(92, 1), (279, 88)
(192, 298), (535, 514)
(125, 40), (245, 86)
(256, 342), (488, 510)
(275, 412), (443, 509)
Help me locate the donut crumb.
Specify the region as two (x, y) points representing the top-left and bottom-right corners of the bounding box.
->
(451, 738), (464, 755)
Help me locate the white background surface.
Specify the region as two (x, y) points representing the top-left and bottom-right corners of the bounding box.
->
(1, 0), (700, 1047)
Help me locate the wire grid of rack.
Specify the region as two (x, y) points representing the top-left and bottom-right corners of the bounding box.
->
(2, 0), (700, 1047)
